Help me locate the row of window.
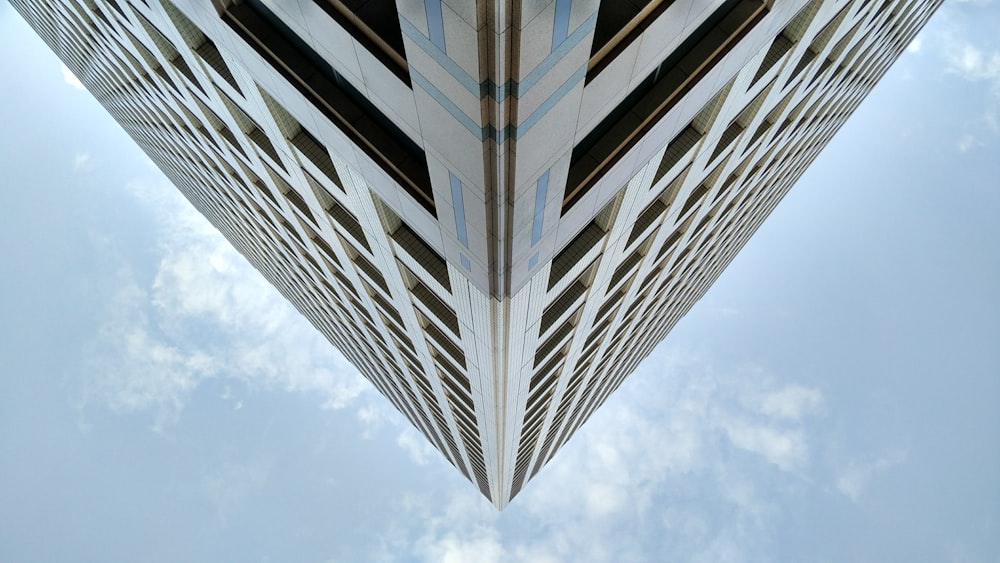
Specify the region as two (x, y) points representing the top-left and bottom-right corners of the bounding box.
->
(220, 0), (435, 215)
(564, 0), (770, 213)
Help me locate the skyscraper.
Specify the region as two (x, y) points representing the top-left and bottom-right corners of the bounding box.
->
(11, 0), (940, 509)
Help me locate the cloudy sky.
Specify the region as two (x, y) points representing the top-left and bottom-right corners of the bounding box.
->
(1, 1), (998, 561)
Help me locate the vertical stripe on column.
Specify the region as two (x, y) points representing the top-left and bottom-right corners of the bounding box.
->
(531, 169), (549, 246)
(449, 172), (469, 246)
(551, 0), (572, 52)
(425, 0), (447, 52)
(449, 171), (472, 270)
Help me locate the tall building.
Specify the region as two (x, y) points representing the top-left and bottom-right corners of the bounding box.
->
(11, 0), (939, 508)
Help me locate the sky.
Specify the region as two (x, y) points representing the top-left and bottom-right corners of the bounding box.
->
(0, 1), (998, 561)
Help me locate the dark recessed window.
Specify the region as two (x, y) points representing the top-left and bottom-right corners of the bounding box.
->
(222, 0), (434, 215)
(565, 0), (768, 214)
(310, 0), (408, 84)
(589, 0), (673, 82)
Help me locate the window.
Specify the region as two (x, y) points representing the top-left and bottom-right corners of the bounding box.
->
(564, 0), (768, 213)
(549, 194), (620, 289)
(393, 224), (451, 291)
(608, 243), (645, 290)
(327, 199), (371, 251)
(750, 0), (823, 85)
(548, 222), (604, 289)
(411, 280), (460, 335)
(534, 316), (577, 368)
(422, 314), (466, 368)
(222, 0), (434, 215)
(588, 0), (673, 81)
(308, 0), (408, 84)
(540, 281), (586, 333)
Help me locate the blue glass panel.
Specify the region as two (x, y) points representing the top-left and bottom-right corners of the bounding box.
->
(425, 0), (447, 52)
(551, 0), (572, 52)
(449, 172), (469, 247)
(531, 169), (549, 246)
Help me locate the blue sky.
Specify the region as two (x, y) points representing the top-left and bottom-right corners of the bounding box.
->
(1, 2), (998, 561)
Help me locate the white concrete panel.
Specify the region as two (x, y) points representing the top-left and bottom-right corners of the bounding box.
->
(442, 3), (480, 78)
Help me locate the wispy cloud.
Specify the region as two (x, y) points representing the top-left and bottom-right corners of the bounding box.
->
(949, 0), (996, 6)
(82, 178), (370, 430)
(83, 266), (216, 430)
(203, 458), (273, 524)
(723, 424), (808, 471)
(60, 64), (84, 90)
(920, 2), (1000, 147)
(72, 152), (92, 170)
(957, 132), (980, 152)
(376, 348), (824, 562)
(397, 426), (438, 466)
(836, 450), (907, 503)
(944, 42), (1000, 89)
(753, 383), (823, 421)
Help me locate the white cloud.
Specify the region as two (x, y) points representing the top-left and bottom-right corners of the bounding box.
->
(60, 64), (84, 90)
(421, 534), (506, 563)
(947, 43), (1000, 85)
(914, 5), (1000, 147)
(373, 348), (824, 562)
(929, 3), (1000, 89)
(72, 152), (92, 170)
(723, 424), (807, 471)
(836, 450), (907, 502)
(958, 133), (979, 152)
(83, 266), (216, 431)
(356, 403), (394, 439)
(203, 458), (272, 523)
(397, 426), (438, 466)
(907, 36), (923, 53)
(754, 384), (823, 421)
(946, 42), (998, 150)
(373, 493), (510, 563)
(83, 178), (370, 429)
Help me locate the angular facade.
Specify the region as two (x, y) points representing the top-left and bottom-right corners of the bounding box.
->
(12, 0), (940, 508)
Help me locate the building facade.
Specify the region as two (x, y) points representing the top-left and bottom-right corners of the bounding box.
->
(12, 0), (940, 508)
